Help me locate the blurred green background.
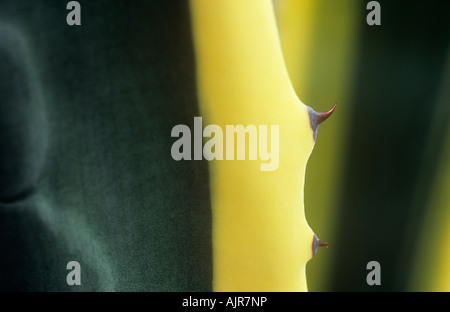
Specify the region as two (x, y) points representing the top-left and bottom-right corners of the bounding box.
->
(276, 0), (449, 291)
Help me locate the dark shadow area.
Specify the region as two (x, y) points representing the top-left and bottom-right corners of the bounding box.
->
(0, 0), (212, 291)
(330, 0), (449, 291)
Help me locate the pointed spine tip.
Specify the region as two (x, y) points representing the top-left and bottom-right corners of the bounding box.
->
(307, 102), (337, 141)
(312, 234), (329, 257)
(315, 101), (337, 125)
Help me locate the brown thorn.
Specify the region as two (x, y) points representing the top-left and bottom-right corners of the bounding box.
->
(315, 101), (337, 125)
(307, 101), (337, 141)
(312, 234), (329, 257)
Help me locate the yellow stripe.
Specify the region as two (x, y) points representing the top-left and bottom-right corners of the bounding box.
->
(190, 0), (317, 291)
